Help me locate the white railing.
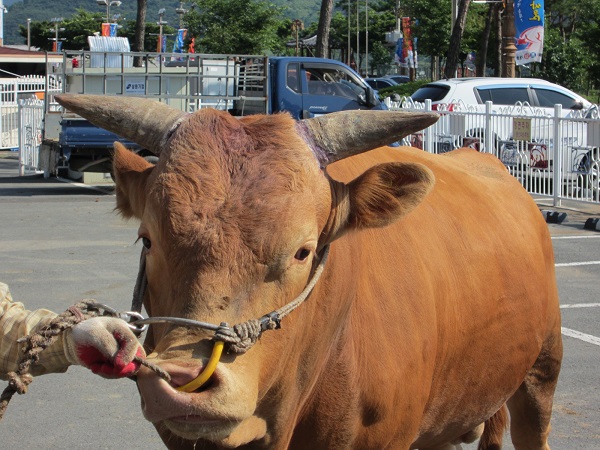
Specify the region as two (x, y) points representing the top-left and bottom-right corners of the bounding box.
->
(18, 98), (45, 175)
(386, 98), (600, 206)
(1, 76), (61, 150)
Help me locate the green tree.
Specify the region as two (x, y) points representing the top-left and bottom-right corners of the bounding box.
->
(538, 27), (590, 93)
(185, 0), (288, 54)
(18, 9), (106, 51)
(370, 41), (392, 76)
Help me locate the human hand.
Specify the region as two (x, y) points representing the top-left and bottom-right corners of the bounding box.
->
(64, 317), (145, 378)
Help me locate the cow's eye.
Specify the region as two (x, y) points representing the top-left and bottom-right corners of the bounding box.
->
(294, 248), (311, 261)
(142, 237), (152, 249)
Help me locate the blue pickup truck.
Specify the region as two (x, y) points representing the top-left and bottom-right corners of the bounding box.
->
(54, 54), (385, 175)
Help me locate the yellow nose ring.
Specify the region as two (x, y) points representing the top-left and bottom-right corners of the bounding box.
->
(176, 340), (225, 393)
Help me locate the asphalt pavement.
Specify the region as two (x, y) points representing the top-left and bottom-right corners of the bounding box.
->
(1, 150), (599, 449)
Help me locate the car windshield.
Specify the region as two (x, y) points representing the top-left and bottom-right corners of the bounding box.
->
(410, 84), (450, 102)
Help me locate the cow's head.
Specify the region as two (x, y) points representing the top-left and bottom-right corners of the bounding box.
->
(56, 94), (437, 448)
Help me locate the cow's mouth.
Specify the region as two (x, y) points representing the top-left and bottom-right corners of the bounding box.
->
(137, 358), (261, 444)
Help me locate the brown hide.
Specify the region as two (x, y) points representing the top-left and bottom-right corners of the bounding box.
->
(111, 111), (561, 450)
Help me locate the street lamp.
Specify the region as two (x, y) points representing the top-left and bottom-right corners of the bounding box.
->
(96, 0), (121, 24)
(27, 18), (31, 51)
(501, 0), (516, 77)
(471, 0), (516, 77)
(49, 17), (65, 52)
(175, 1), (187, 29)
(157, 8), (168, 53)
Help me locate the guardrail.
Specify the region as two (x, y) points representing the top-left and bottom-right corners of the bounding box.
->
(386, 98), (600, 206)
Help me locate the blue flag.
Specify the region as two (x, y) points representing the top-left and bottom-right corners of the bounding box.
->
(515, 0), (544, 65)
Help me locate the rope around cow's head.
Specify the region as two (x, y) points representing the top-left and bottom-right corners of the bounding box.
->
(126, 245), (331, 393)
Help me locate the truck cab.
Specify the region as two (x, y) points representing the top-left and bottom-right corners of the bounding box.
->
(44, 49), (385, 177)
(269, 57), (384, 119)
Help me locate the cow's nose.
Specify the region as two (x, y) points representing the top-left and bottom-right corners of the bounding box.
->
(140, 358), (212, 391)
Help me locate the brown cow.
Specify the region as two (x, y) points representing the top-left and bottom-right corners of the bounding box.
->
(56, 94), (562, 450)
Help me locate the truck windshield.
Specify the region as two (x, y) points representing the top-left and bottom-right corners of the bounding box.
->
(302, 65), (368, 104)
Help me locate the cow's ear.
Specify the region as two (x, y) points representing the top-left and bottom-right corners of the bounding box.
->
(112, 142), (154, 219)
(325, 162), (433, 241)
(347, 162), (434, 229)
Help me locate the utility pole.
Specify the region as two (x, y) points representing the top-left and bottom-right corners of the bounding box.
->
(501, 0), (516, 77)
(0, 3), (6, 47)
(175, 1), (186, 29)
(49, 17), (65, 52)
(157, 8), (167, 53)
(347, 0), (351, 65)
(292, 19), (303, 56)
(449, 0), (459, 77)
(356, 0), (359, 75)
(27, 18), (31, 51)
(365, 0), (369, 76)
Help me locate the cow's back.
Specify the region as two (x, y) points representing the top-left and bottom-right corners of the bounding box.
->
(318, 146), (560, 447)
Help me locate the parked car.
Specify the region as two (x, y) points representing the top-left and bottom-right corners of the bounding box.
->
(409, 77), (592, 114)
(384, 75), (410, 84)
(364, 77), (398, 90)
(404, 78), (598, 192)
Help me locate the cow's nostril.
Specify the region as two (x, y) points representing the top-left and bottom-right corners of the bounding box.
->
(176, 341), (224, 393)
(192, 376), (216, 393)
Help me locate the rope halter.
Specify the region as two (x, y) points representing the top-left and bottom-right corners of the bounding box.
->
(128, 245), (330, 392)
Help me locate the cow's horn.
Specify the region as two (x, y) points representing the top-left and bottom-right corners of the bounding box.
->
(54, 94), (187, 155)
(299, 110), (439, 166)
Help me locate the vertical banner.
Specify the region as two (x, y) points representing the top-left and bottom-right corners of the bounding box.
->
(394, 37), (404, 65)
(413, 36), (418, 70)
(515, 0), (544, 65)
(401, 17), (416, 69)
(101, 23), (111, 37)
(109, 23), (118, 37)
(173, 29), (187, 53)
(157, 35), (167, 53)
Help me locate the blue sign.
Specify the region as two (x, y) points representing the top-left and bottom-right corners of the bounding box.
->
(515, 0), (544, 65)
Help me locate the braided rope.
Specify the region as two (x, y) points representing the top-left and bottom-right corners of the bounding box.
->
(0, 300), (168, 421)
(0, 300), (99, 421)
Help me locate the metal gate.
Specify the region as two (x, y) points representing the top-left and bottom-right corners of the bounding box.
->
(18, 98), (45, 176)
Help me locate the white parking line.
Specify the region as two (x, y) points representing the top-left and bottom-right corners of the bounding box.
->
(56, 177), (115, 195)
(561, 303), (600, 309)
(561, 327), (600, 347)
(552, 235), (600, 240)
(555, 261), (600, 267)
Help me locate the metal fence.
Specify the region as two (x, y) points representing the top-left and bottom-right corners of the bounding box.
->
(386, 98), (600, 206)
(18, 98), (46, 175)
(0, 76), (55, 150)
